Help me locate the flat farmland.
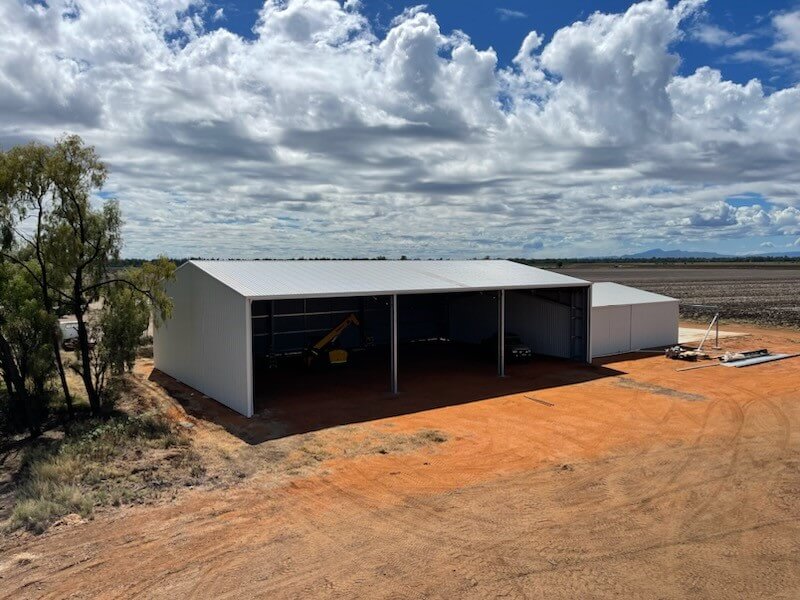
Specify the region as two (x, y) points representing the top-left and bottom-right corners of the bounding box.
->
(554, 264), (800, 328)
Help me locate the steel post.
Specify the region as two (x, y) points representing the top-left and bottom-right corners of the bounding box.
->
(390, 294), (398, 394)
(498, 289), (505, 377)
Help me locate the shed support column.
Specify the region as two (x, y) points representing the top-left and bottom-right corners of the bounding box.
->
(498, 289), (505, 377)
(390, 294), (398, 394)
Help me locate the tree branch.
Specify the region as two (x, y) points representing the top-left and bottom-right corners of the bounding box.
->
(82, 277), (155, 301)
(0, 251), (73, 303)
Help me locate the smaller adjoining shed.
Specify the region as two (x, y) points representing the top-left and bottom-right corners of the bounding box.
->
(590, 282), (679, 357)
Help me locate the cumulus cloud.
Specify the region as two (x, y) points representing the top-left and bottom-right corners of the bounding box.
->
(773, 10), (800, 55)
(685, 201), (738, 227)
(0, 0), (798, 258)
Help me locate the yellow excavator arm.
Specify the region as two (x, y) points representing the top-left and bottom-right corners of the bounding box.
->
(307, 313), (360, 365)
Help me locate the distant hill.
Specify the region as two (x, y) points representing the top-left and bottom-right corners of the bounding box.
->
(616, 248), (800, 260)
(621, 248), (729, 259)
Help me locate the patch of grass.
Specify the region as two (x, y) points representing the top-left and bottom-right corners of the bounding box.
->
(414, 429), (448, 444)
(5, 411), (201, 535)
(11, 487), (93, 535)
(373, 428), (448, 455)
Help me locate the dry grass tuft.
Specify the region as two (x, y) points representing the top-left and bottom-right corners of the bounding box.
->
(6, 411), (204, 534)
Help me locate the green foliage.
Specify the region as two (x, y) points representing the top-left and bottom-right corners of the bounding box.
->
(1, 135), (175, 419)
(0, 261), (55, 435)
(0, 263), (56, 380)
(83, 257), (175, 399)
(98, 284), (150, 375)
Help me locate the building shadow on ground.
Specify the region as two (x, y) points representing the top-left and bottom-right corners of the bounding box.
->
(149, 343), (627, 445)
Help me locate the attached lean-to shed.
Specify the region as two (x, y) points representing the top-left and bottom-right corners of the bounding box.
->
(590, 282), (679, 357)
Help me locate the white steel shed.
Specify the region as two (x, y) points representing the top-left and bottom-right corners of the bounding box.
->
(154, 260), (591, 417)
(590, 282), (679, 357)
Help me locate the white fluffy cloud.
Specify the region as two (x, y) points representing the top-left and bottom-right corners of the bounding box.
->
(1, 0), (799, 258)
(774, 10), (800, 56)
(691, 23), (753, 48)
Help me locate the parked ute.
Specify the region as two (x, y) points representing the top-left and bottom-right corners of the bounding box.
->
(482, 332), (532, 362)
(59, 319), (97, 351)
(59, 320), (79, 350)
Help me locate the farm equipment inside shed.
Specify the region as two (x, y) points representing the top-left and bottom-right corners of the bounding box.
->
(306, 313), (360, 366)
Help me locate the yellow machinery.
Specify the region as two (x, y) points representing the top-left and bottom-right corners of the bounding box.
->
(306, 313), (360, 366)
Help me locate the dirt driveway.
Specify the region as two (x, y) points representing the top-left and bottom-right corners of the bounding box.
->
(2, 325), (800, 598)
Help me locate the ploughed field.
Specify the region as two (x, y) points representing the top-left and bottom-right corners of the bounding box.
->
(555, 265), (800, 328)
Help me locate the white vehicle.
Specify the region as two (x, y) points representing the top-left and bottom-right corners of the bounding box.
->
(59, 319), (80, 350)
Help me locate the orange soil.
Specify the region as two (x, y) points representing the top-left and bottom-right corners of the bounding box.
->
(1, 324), (799, 598)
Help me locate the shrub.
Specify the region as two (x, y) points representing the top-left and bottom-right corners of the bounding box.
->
(6, 411), (197, 534)
(10, 486), (93, 534)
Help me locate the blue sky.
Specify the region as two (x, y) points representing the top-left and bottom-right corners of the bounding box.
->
(2, 0), (800, 258)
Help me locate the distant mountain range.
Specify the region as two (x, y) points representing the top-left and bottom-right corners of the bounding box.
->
(619, 248), (800, 259)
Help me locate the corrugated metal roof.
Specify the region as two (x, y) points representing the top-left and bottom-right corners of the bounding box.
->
(187, 260), (590, 299)
(591, 282), (678, 307)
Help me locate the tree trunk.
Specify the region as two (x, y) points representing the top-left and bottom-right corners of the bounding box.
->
(32, 195), (74, 420)
(37, 270), (73, 418)
(0, 336), (19, 408)
(74, 305), (100, 415)
(73, 267), (99, 414)
(50, 329), (74, 419)
(0, 332), (39, 437)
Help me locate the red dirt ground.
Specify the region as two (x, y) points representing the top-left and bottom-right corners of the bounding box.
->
(1, 324), (799, 598)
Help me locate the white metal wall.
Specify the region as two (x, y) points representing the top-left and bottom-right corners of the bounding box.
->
(631, 301), (679, 350)
(591, 301), (678, 357)
(154, 263), (253, 417)
(507, 292), (571, 358)
(591, 305), (631, 357)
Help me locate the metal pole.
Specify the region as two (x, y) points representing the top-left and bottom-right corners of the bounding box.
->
(498, 289), (505, 377)
(715, 316), (720, 350)
(697, 312), (718, 352)
(390, 294), (398, 394)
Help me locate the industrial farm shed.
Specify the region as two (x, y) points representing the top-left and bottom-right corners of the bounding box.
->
(590, 282), (679, 357)
(153, 260), (592, 417)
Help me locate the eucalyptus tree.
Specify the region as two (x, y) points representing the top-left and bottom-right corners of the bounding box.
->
(43, 136), (174, 415)
(0, 141), (74, 417)
(1, 135), (175, 417)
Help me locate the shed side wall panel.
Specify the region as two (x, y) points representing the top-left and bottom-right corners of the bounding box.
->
(590, 306), (610, 357)
(507, 292), (571, 358)
(630, 301), (679, 350)
(591, 301), (679, 357)
(154, 263), (251, 416)
(591, 305), (632, 357)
